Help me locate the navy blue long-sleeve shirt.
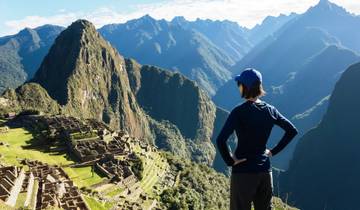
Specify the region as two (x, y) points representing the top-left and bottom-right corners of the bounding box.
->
(216, 100), (298, 173)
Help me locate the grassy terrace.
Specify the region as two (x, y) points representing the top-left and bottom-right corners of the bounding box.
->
(14, 192), (26, 208)
(0, 126), (105, 188)
(137, 145), (168, 195)
(83, 195), (114, 210)
(28, 179), (39, 210)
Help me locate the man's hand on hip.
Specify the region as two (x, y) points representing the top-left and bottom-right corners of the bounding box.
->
(265, 149), (272, 157)
(232, 154), (247, 166)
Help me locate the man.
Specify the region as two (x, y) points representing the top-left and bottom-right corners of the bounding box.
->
(216, 68), (298, 210)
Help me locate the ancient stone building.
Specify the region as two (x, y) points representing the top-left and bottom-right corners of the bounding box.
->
(0, 166), (26, 207)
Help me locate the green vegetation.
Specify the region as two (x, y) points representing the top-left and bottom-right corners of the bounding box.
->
(139, 148), (167, 194)
(28, 179), (39, 210)
(14, 192), (27, 208)
(0, 120), (297, 210)
(159, 152), (230, 210)
(29, 20), (152, 142)
(0, 25), (63, 94)
(64, 166), (105, 188)
(159, 152), (297, 210)
(83, 196), (108, 210)
(104, 187), (124, 197)
(129, 61), (218, 165)
(0, 42), (26, 94)
(0, 126), (105, 188)
(130, 153), (144, 180)
(1, 83), (61, 115)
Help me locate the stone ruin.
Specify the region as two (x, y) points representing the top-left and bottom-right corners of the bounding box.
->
(9, 115), (150, 165)
(70, 136), (129, 163)
(1, 115), (160, 209)
(23, 160), (89, 210)
(95, 154), (136, 184)
(0, 160), (91, 209)
(0, 166), (25, 207)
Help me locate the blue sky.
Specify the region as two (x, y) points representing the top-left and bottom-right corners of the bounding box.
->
(1, 0), (360, 36)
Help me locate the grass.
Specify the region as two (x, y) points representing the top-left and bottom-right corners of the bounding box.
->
(0, 128), (71, 165)
(83, 195), (114, 210)
(28, 179), (39, 210)
(64, 166), (105, 188)
(14, 192), (26, 208)
(139, 148), (168, 195)
(142, 199), (156, 210)
(104, 187), (124, 197)
(0, 127), (105, 188)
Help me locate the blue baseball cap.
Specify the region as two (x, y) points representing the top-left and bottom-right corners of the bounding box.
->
(234, 68), (262, 88)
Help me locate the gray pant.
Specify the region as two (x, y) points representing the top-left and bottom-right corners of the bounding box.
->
(230, 171), (274, 210)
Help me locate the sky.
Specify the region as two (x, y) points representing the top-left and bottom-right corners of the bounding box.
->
(1, 0), (360, 36)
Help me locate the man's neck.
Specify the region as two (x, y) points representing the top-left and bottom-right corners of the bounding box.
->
(247, 97), (261, 102)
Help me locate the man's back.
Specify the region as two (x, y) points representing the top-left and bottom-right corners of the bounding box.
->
(221, 68), (298, 210)
(216, 99), (298, 173)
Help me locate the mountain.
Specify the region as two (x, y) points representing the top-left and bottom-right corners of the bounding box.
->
(213, 0), (360, 169)
(279, 62), (360, 210)
(0, 25), (63, 93)
(1, 19), (223, 166)
(214, 27), (340, 110)
(30, 20), (151, 140)
(125, 59), (217, 164)
(99, 15), (239, 96)
(171, 17), (252, 61)
(293, 0), (360, 53)
(1, 83), (60, 114)
(216, 0), (360, 110)
(269, 45), (359, 117)
(248, 13), (298, 45)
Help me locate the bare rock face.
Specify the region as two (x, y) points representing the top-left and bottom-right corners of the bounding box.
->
(32, 20), (151, 139)
(125, 59), (217, 164)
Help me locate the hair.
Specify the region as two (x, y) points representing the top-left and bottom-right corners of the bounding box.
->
(237, 80), (266, 99)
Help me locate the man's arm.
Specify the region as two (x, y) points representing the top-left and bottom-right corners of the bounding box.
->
(270, 107), (299, 156)
(216, 109), (237, 166)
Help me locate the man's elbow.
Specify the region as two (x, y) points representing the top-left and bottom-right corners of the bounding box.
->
(290, 127), (299, 137)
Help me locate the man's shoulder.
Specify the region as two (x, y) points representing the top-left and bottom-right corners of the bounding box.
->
(232, 101), (248, 112)
(261, 101), (276, 109)
(231, 100), (276, 112)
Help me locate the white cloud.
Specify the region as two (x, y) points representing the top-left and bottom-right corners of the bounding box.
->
(2, 0), (360, 36)
(4, 13), (79, 32)
(133, 0), (315, 26)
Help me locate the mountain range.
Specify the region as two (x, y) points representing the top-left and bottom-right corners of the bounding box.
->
(213, 0), (360, 169)
(0, 13), (296, 97)
(279, 61), (360, 210)
(0, 25), (64, 93)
